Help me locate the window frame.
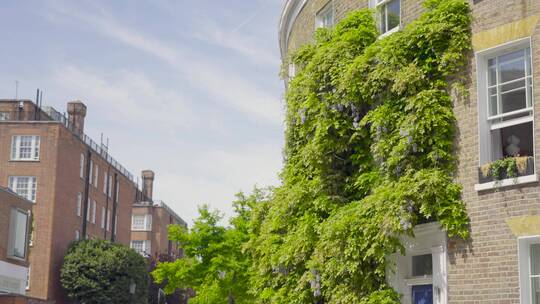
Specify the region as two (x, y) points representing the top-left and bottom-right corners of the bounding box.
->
(132, 214), (152, 231)
(315, 1), (334, 29)
(130, 240), (151, 256)
(374, 0), (401, 37)
(89, 160), (93, 186)
(76, 193), (82, 217)
(7, 208), (30, 260)
(476, 38), (536, 188)
(91, 200), (96, 224)
(94, 165), (99, 188)
(8, 176), (37, 202)
(518, 235), (540, 304)
(101, 207), (106, 229)
(80, 153), (85, 179)
(10, 135), (41, 161)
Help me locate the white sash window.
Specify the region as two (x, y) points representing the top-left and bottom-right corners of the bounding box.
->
(11, 135), (40, 161)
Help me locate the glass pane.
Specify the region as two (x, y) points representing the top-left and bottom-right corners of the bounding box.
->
(501, 88), (527, 114)
(488, 64), (497, 86)
(499, 57), (525, 83)
(491, 121), (534, 159)
(526, 48), (532, 75)
(412, 254), (433, 277)
(499, 49), (525, 66)
(527, 78), (533, 108)
(532, 244), (540, 275)
(532, 277), (540, 304)
(412, 284), (433, 304)
(380, 8), (387, 33)
(489, 94), (498, 116)
(501, 79), (525, 93)
(13, 211), (28, 258)
(387, 0), (400, 31)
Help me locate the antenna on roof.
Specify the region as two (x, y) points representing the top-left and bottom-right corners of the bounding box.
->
(14, 80), (18, 100)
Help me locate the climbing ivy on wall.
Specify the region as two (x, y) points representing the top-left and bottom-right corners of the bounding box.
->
(247, 0), (472, 303)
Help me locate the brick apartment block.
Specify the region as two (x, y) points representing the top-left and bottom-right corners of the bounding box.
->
(0, 187), (32, 295)
(0, 100), (186, 303)
(280, 0), (540, 303)
(130, 170), (187, 258)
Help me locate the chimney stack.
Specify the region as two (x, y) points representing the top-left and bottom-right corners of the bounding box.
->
(67, 101), (87, 135)
(141, 170), (155, 201)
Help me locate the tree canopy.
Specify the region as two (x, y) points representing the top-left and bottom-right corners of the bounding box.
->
(60, 239), (149, 304)
(153, 189), (269, 304)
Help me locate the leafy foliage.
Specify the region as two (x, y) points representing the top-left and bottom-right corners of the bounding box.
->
(152, 189), (271, 304)
(60, 239), (148, 304)
(152, 1), (472, 303)
(247, 1), (472, 303)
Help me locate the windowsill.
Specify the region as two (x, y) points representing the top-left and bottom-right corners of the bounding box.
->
(131, 229), (152, 232)
(9, 159), (40, 162)
(474, 174), (538, 191)
(378, 26), (400, 39)
(405, 276), (432, 286)
(7, 255), (27, 262)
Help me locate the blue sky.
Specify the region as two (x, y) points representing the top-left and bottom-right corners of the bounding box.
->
(0, 0), (285, 224)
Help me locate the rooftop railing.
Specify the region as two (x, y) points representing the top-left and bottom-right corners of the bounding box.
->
(0, 107), (137, 184)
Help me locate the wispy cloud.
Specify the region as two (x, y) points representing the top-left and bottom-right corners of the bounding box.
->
(46, 1), (283, 125)
(50, 65), (196, 130)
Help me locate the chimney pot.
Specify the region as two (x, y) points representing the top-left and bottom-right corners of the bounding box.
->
(141, 170), (155, 201)
(67, 101), (87, 135)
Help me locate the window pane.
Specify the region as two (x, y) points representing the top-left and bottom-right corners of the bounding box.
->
(526, 48), (532, 75)
(488, 60), (497, 86)
(499, 56), (525, 83)
(499, 49), (524, 66)
(412, 254), (432, 277)
(501, 87), (527, 114)
(527, 78), (533, 108)
(491, 122), (534, 159)
(380, 8), (387, 33)
(387, 0), (400, 31)
(12, 210), (28, 258)
(501, 79), (525, 93)
(531, 244), (540, 275)
(489, 87), (498, 116)
(532, 277), (540, 304)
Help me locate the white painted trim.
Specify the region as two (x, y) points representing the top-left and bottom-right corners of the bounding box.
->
(474, 174), (538, 191)
(278, 0), (308, 60)
(490, 115), (533, 130)
(518, 235), (540, 304)
(387, 222), (447, 304)
(475, 37), (535, 166)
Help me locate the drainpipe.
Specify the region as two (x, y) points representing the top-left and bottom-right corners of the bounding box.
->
(103, 166), (111, 240)
(81, 149), (92, 239)
(110, 173), (119, 243)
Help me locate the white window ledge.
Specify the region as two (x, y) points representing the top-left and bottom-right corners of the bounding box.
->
(474, 174), (538, 191)
(405, 276), (432, 286)
(378, 26), (400, 39)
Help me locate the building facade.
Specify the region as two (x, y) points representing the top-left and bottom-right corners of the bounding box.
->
(280, 0), (540, 303)
(0, 99), (140, 303)
(130, 170), (187, 258)
(0, 187), (32, 296)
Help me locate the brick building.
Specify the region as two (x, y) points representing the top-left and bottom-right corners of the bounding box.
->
(0, 99), (141, 303)
(130, 170), (187, 258)
(280, 0), (540, 303)
(0, 187), (32, 295)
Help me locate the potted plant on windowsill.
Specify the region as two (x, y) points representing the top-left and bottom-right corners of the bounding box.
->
(478, 156), (534, 184)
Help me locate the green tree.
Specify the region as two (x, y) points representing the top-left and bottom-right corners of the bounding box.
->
(60, 239), (148, 304)
(152, 189), (268, 304)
